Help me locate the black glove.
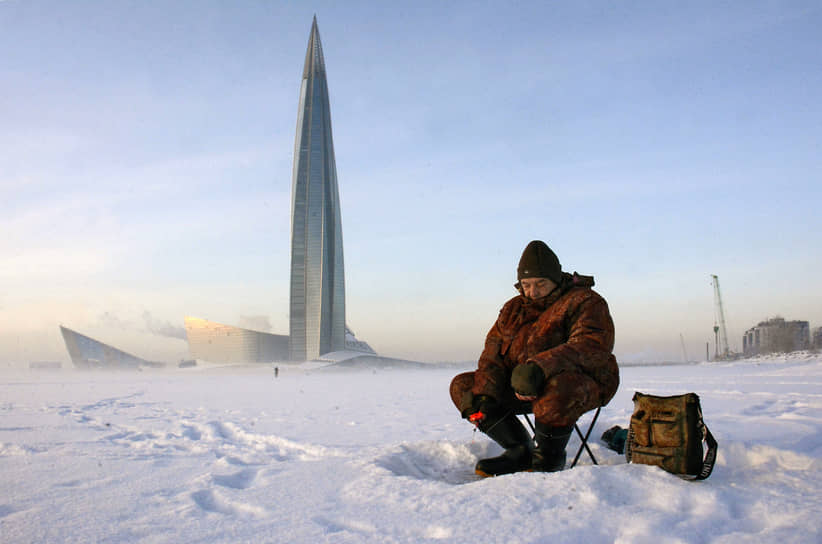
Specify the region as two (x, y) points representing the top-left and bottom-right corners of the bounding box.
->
(461, 394), (499, 423)
(511, 363), (545, 398)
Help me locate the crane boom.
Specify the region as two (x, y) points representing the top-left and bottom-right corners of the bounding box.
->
(711, 274), (730, 358)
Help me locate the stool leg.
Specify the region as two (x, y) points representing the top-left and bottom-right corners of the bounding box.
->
(570, 407), (601, 468)
(522, 413), (536, 435)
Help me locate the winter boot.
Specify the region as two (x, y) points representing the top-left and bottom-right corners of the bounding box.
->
(475, 414), (533, 477)
(531, 422), (573, 472)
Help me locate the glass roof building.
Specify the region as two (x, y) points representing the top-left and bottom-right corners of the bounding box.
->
(183, 317), (290, 364)
(60, 325), (163, 370)
(289, 17), (346, 361)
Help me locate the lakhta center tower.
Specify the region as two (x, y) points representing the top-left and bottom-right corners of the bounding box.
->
(289, 17), (346, 361)
(61, 18), (405, 369)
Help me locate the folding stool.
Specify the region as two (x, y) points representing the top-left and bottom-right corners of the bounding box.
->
(521, 406), (602, 468)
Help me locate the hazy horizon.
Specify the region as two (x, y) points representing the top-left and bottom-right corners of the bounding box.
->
(2, 1), (821, 365)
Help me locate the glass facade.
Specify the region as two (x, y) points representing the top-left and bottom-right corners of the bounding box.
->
(289, 18), (346, 361)
(183, 317), (289, 364)
(60, 326), (161, 370)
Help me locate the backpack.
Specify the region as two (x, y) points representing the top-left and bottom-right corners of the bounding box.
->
(625, 392), (718, 480)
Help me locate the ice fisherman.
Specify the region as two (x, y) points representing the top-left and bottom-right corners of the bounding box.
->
(450, 240), (619, 476)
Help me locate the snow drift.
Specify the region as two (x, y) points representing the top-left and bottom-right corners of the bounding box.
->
(2, 353), (821, 543)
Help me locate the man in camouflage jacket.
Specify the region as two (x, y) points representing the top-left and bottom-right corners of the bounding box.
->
(450, 240), (619, 476)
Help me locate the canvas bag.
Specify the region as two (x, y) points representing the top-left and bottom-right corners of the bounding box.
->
(625, 392), (718, 480)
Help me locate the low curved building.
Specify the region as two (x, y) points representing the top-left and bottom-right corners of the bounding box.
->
(183, 317), (377, 365)
(60, 326), (163, 370)
(184, 317), (290, 364)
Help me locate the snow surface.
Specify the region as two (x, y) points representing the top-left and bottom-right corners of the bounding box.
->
(2, 354), (822, 543)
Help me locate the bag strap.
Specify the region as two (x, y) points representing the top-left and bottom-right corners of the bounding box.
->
(691, 405), (718, 481)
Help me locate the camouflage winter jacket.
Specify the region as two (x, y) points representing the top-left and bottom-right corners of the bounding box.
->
(471, 272), (619, 406)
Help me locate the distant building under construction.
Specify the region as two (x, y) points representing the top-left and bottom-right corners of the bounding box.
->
(742, 317), (810, 357)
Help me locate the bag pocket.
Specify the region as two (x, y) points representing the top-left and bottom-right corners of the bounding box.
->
(629, 449), (667, 468)
(650, 412), (683, 448)
(629, 412), (651, 447)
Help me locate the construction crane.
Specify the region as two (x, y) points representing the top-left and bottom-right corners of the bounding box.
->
(711, 274), (730, 359)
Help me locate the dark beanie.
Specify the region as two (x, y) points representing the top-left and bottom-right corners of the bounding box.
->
(517, 240), (562, 284)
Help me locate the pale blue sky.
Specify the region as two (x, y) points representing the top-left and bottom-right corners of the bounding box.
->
(2, 1), (821, 364)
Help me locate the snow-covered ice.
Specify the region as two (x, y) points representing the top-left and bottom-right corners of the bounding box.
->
(2, 353), (822, 543)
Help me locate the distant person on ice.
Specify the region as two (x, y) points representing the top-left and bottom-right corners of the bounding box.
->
(450, 240), (619, 477)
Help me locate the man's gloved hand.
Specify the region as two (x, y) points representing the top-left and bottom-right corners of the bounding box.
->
(511, 362), (545, 400)
(461, 395), (499, 425)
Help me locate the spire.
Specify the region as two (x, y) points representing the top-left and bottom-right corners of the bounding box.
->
(303, 15), (326, 79)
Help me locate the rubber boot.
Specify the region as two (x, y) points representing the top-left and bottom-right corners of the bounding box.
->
(475, 414), (533, 477)
(532, 422), (573, 472)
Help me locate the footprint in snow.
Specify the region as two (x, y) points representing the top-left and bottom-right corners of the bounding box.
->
(190, 489), (266, 518)
(0, 504), (17, 518)
(212, 468), (259, 490)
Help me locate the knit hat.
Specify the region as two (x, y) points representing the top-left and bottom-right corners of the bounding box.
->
(517, 240), (562, 284)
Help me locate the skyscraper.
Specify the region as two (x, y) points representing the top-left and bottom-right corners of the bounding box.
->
(60, 18), (393, 370)
(289, 17), (346, 361)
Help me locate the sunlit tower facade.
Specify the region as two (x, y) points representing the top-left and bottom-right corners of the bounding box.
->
(289, 17), (346, 361)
